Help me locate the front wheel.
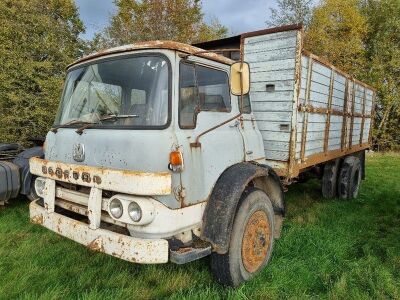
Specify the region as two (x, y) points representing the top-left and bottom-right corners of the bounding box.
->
(210, 188), (275, 287)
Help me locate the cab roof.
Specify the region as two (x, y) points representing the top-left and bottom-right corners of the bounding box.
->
(68, 40), (235, 69)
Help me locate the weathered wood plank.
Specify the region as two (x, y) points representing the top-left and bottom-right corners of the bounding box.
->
(311, 71), (332, 87)
(245, 36), (298, 53)
(249, 58), (296, 72)
(305, 146), (324, 157)
(252, 101), (293, 112)
(250, 91), (293, 102)
(253, 111), (293, 122)
(313, 62), (332, 78)
(264, 149), (289, 161)
(245, 48), (296, 63)
(244, 30), (298, 44)
(257, 121), (291, 132)
(250, 80), (294, 92)
(260, 131), (291, 142)
(264, 141), (290, 152)
(251, 69), (295, 82)
(310, 81), (330, 96)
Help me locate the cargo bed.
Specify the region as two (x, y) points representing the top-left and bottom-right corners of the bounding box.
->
(194, 24), (375, 179)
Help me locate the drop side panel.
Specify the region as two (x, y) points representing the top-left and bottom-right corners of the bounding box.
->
(296, 51), (375, 174)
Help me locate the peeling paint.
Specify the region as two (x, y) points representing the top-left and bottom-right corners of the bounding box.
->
(29, 200), (169, 264)
(30, 157), (172, 196)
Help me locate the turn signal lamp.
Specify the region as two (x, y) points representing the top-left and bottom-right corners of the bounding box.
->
(168, 151), (184, 172)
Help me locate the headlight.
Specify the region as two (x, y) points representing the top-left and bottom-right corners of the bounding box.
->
(109, 198), (123, 219)
(34, 177), (47, 198)
(128, 201), (142, 222)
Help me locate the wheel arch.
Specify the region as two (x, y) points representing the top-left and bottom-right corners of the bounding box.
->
(201, 162), (284, 254)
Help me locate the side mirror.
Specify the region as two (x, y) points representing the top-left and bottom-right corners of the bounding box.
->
(230, 62), (250, 96)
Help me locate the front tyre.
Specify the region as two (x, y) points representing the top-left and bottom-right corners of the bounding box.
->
(210, 188), (275, 287)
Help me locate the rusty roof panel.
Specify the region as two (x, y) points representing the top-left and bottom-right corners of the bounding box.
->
(193, 24), (303, 49)
(68, 40), (235, 69)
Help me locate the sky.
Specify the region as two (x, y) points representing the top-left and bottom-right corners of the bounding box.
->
(74, 0), (278, 40)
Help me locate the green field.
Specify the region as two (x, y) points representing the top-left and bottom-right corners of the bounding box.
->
(0, 153), (399, 299)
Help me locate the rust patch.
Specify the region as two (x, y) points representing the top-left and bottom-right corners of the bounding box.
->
(241, 210), (271, 273)
(68, 40), (234, 69)
(87, 238), (104, 253)
(30, 157), (172, 195)
(31, 214), (44, 225)
(176, 247), (192, 254)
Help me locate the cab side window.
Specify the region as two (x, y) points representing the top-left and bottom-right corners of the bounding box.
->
(179, 62), (231, 128)
(196, 65), (231, 112)
(179, 63), (198, 128)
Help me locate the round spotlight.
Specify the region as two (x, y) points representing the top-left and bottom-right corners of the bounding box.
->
(128, 201), (142, 222)
(109, 198), (123, 219)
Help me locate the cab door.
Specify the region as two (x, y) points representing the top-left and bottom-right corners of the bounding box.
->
(237, 94), (265, 161)
(174, 57), (245, 207)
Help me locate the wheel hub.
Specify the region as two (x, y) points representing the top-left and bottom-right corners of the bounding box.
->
(241, 210), (271, 273)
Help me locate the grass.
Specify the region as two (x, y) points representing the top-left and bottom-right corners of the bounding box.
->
(0, 153), (399, 299)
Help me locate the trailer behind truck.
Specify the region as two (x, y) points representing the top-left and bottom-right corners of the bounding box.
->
(27, 24), (374, 286)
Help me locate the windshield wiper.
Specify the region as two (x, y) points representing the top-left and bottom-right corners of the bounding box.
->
(99, 114), (139, 122)
(50, 119), (95, 133)
(75, 114), (139, 135)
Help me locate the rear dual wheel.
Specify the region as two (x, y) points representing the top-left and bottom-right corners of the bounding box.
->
(210, 188), (275, 287)
(337, 156), (362, 199)
(321, 155), (362, 200)
(322, 159), (340, 198)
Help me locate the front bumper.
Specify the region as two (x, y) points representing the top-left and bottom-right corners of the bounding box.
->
(30, 200), (169, 264)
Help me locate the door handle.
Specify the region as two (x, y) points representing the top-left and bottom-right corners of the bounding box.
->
(229, 120), (239, 128)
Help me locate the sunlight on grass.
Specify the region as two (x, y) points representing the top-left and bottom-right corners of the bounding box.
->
(0, 153), (399, 299)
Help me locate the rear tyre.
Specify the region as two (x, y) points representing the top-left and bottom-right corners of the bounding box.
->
(322, 159), (340, 198)
(337, 156), (362, 199)
(210, 188), (275, 287)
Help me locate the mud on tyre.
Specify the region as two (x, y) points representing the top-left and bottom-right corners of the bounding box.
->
(210, 187), (275, 287)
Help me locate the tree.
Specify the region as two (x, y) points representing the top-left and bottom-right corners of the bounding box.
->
(266, 0), (315, 28)
(362, 0), (400, 150)
(304, 0), (368, 77)
(0, 0), (84, 145)
(304, 0), (400, 150)
(90, 0), (228, 51)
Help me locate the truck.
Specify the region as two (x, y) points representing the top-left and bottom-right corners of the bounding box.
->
(0, 140), (43, 205)
(28, 24), (375, 287)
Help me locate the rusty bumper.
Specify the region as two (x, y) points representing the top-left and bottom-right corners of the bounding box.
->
(29, 157), (172, 196)
(30, 200), (169, 264)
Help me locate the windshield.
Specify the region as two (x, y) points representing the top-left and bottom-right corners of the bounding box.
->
(55, 55), (170, 128)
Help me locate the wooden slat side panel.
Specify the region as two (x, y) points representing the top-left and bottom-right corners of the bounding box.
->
(362, 118), (371, 143)
(297, 55), (374, 164)
(245, 29), (298, 162)
(328, 115), (343, 151)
